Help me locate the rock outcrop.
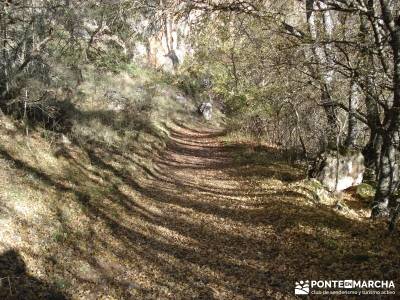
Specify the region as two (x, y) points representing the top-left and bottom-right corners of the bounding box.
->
(310, 151), (365, 192)
(198, 102), (212, 121)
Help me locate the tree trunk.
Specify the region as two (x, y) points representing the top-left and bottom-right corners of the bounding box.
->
(372, 0), (400, 218)
(372, 132), (399, 218)
(321, 87), (339, 149)
(359, 7), (383, 178)
(345, 80), (361, 149)
(363, 128), (383, 177)
(306, 0), (339, 148)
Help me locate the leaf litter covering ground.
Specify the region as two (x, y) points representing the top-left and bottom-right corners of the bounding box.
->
(0, 121), (400, 299)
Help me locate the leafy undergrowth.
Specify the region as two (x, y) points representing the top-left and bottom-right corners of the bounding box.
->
(0, 68), (400, 299)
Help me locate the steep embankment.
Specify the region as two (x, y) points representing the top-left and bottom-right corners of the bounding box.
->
(0, 67), (400, 299)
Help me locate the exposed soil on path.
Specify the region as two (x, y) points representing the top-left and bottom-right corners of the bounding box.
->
(135, 123), (292, 299)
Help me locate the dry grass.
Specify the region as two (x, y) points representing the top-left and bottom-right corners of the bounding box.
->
(0, 68), (399, 299)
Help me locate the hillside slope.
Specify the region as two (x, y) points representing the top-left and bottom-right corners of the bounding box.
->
(0, 67), (399, 299)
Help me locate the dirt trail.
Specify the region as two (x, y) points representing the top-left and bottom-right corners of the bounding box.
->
(2, 121), (399, 299)
(103, 122), (300, 299)
(121, 123), (399, 299)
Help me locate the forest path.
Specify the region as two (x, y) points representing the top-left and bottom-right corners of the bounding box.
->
(1, 120), (399, 299)
(112, 122), (396, 299)
(101, 121), (307, 298)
